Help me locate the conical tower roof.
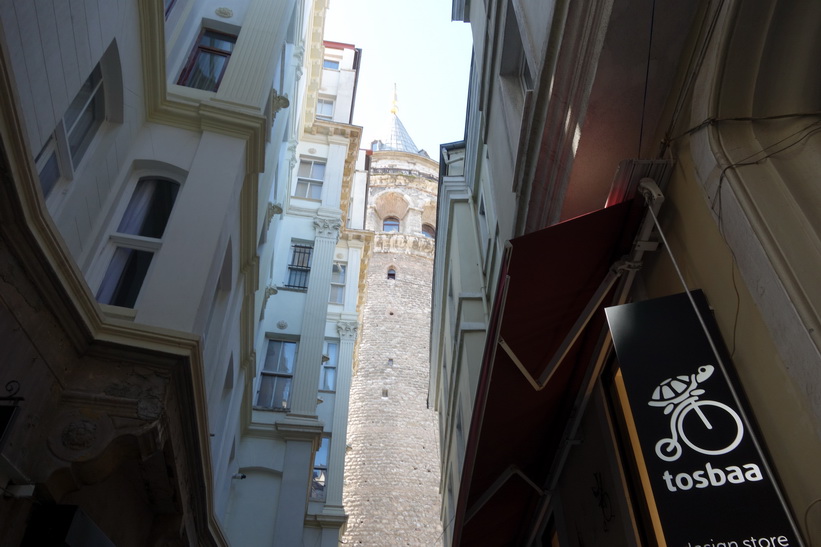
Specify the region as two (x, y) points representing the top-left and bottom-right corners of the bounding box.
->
(371, 85), (427, 157)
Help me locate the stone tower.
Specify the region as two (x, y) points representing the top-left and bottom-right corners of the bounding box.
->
(343, 104), (443, 545)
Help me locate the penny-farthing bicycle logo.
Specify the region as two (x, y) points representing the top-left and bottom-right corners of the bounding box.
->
(648, 365), (744, 462)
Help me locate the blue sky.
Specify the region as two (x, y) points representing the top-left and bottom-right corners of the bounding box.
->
(324, 0), (473, 157)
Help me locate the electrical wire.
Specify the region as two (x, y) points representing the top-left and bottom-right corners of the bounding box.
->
(670, 111), (821, 144)
(429, 512), (457, 547)
(708, 119), (821, 355)
(659, 0), (725, 158)
(804, 498), (821, 547)
(638, 0), (657, 157)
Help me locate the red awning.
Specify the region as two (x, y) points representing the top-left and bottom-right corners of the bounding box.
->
(453, 198), (645, 546)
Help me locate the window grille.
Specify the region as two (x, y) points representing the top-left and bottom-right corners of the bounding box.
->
(286, 244), (312, 289)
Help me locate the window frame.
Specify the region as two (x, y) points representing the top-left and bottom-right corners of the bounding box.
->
(329, 262), (346, 304)
(37, 64), (106, 199)
(95, 176), (181, 309)
(177, 28), (237, 92)
(320, 341), (339, 392)
(316, 97), (335, 120)
(383, 216), (400, 232)
(285, 242), (313, 290)
(256, 339), (298, 411)
(64, 64), (105, 170)
(422, 223), (436, 238)
(322, 59), (340, 70)
(310, 437), (330, 500)
(294, 158), (326, 200)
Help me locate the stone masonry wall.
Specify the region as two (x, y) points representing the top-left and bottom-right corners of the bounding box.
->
(343, 151), (443, 546)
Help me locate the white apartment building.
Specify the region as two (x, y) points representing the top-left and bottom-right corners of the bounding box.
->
(235, 39), (368, 546)
(0, 1), (365, 545)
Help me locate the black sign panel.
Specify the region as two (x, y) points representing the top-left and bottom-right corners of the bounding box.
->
(606, 291), (803, 547)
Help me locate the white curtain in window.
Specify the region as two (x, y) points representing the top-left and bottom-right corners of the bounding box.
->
(117, 178), (158, 235)
(96, 247), (131, 304)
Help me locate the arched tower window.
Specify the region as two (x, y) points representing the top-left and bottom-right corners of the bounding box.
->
(422, 224), (436, 238)
(387, 268), (396, 280)
(383, 217), (400, 232)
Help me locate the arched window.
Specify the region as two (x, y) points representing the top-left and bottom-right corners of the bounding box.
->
(422, 224), (436, 238)
(383, 216), (400, 232)
(387, 268), (396, 280)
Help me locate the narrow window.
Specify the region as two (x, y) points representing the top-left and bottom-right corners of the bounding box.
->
(96, 177), (180, 308)
(311, 438), (330, 500)
(321, 341), (339, 391)
(422, 223), (436, 238)
(387, 358), (394, 367)
(317, 98), (335, 120)
(285, 243), (312, 289)
(295, 158), (325, 199)
(178, 29), (237, 91)
(256, 339), (297, 410)
(65, 65), (105, 168)
(383, 217), (400, 232)
(330, 262), (346, 304)
(387, 268), (396, 280)
(35, 138), (61, 198)
(381, 388), (389, 398)
(323, 59), (340, 70)
(164, 0), (176, 18)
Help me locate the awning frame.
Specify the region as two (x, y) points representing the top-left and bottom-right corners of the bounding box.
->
(457, 179), (666, 545)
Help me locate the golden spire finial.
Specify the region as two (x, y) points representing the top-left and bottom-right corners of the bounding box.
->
(390, 83), (398, 115)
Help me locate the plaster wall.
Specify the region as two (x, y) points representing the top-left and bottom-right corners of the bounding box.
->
(641, 153), (821, 540)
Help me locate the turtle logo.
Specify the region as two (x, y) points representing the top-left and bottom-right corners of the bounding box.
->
(648, 365), (744, 462)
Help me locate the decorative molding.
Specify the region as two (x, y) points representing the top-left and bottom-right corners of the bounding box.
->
(288, 140), (299, 170)
(270, 89), (290, 125)
(61, 420), (97, 451)
(215, 7), (233, 18)
(277, 320), (288, 330)
(368, 170), (439, 195)
(372, 233), (436, 259)
(260, 285), (278, 319)
(313, 217), (342, 240)
(337, 321), (359, 341)
(266, 202), (283, 231)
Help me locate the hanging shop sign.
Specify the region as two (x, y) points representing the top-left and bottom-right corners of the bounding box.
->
(605, 291), (803, 547)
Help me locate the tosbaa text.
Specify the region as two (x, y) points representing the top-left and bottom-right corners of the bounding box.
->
(662, 462), (763, 491)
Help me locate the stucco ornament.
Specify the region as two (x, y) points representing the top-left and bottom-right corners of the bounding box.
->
(48, 411), (115, 462)
(62, 420), (97, 450)
(337, 321), (359, 341)
(313, 217), (342, 240)
(215, 7), (233, 18)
